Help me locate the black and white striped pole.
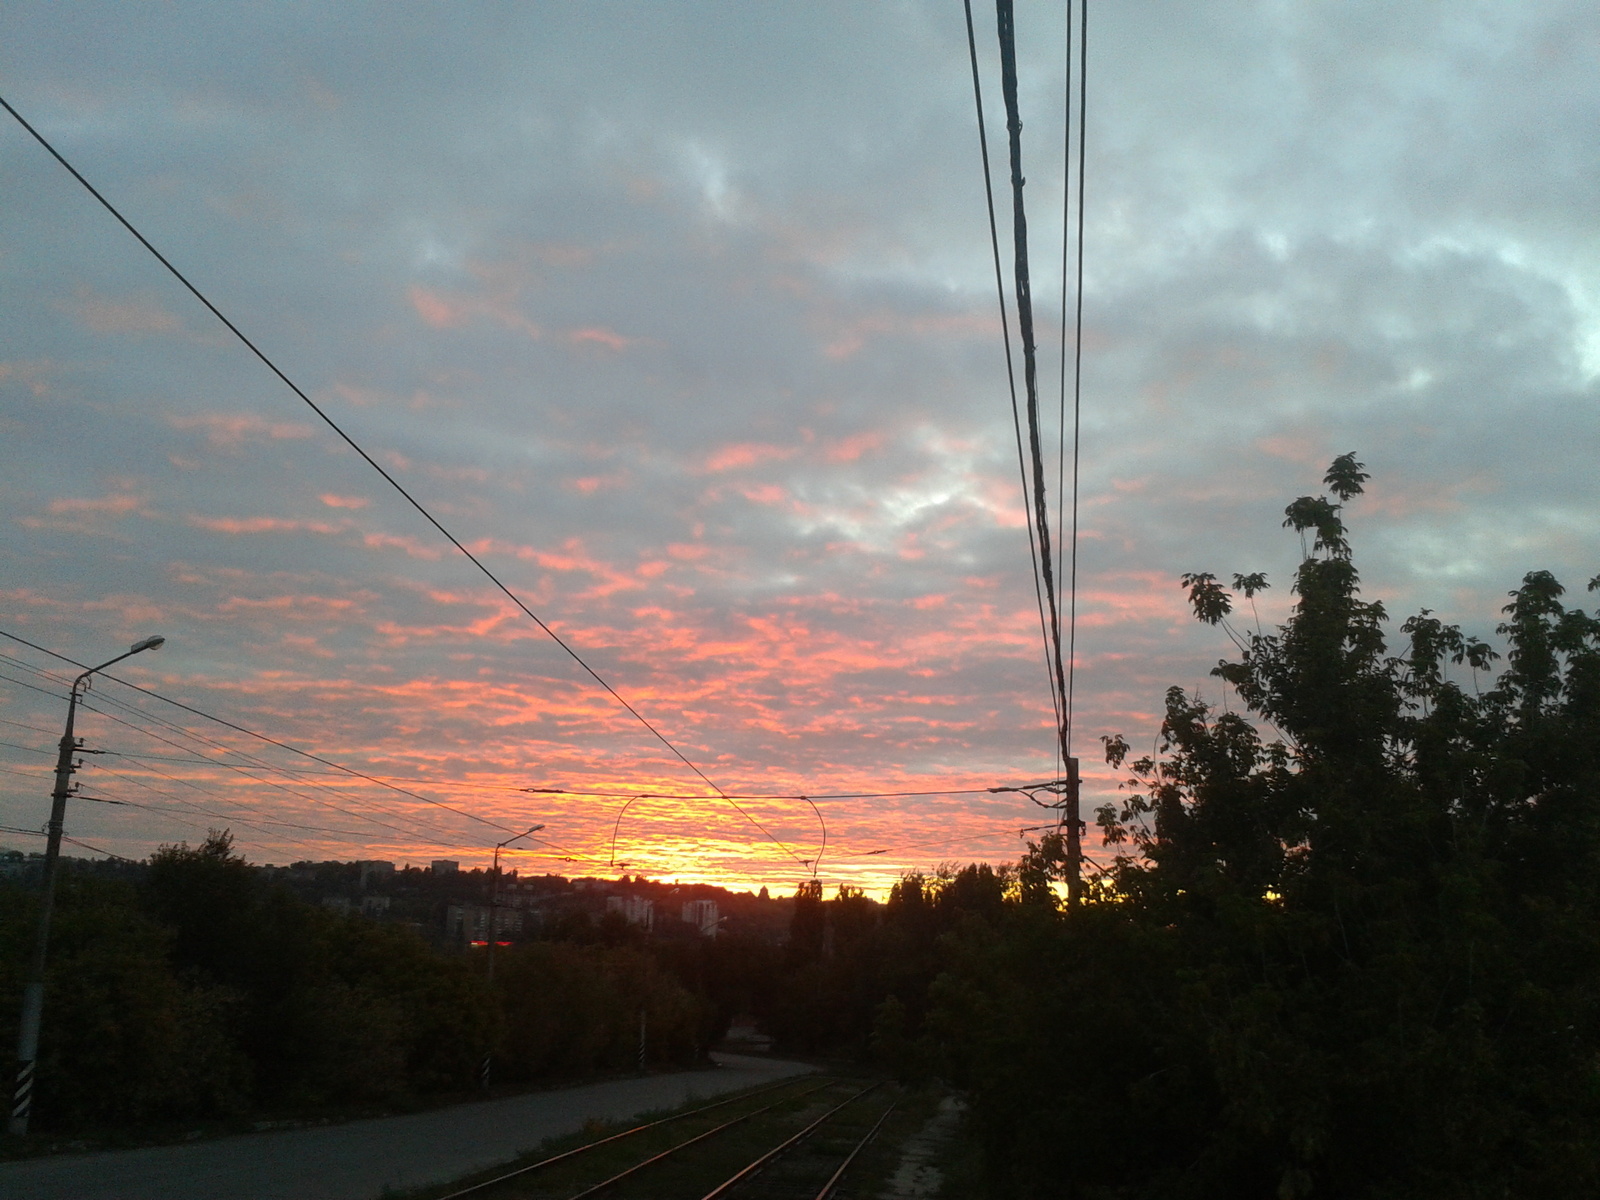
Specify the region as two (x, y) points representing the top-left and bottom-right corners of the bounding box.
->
(9, 636), (164, 1137)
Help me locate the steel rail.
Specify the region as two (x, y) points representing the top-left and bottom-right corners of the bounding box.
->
(432, 1074), (821, 1200)
(563, 1080), (838, 1200)
(697, 1082), (881, 1200)
(813, 1101), (897, 1200)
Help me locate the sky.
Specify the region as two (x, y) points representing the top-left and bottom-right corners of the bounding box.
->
(2, 1), (1596, 895)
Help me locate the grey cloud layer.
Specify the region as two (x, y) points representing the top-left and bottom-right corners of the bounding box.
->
(2, 1), (1595, 879)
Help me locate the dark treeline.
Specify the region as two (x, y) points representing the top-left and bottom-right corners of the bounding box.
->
(5, 457), (1598, 1197)
(0, 838), (751, 1131)
(764, 458), (1600, 1198)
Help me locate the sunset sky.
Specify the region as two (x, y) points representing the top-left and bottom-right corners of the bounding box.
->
(3, 2), (1597, 895)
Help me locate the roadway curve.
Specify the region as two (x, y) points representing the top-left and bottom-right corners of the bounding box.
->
(0, 1051), (815, 1200)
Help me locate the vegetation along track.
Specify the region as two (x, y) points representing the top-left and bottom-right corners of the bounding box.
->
(426, 1076), (898, 1200)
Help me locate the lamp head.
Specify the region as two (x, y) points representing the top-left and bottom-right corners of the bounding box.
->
(130, 635), (166, 654)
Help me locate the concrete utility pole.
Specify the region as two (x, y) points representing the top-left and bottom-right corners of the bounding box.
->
(478, 823), (542, 1093)
(9, 636), (165, 1136)
(1063, 756), (1083, 905)
(486, 824), (543, 984)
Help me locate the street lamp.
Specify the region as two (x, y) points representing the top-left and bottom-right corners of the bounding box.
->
(486, 824), (544, 984)
(9, 635), (165, 1136)
(478, 823), (542, 1095)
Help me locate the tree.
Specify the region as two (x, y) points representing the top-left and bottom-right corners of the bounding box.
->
(935, 456), (1600, 1197)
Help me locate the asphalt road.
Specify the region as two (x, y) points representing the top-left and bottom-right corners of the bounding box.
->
(0, 1052), (816, 1200)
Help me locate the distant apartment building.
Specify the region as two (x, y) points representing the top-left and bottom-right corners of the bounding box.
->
(431, 859), (459, 875)
(446, 903), (522, 945)
(606, 893), (655, 931)
(682, 898), (720, 938)
(358, 860), (395, 888)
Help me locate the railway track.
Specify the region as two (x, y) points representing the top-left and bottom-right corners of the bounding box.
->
(427, 1076), (901, 1200)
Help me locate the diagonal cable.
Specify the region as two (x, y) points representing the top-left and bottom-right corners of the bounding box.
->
(993, 1), (1071, 765)
(0, 97), (816, 871)
(961, 0), (1064, 735)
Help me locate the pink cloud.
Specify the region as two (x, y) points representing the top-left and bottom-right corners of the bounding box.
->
(169, 412), (316, 448)
(15, 492), (151, 535)
(408, 285), (466, 329)
(406, 284), (543, 339)
(822, 310), (992, 361)
(62, 287), (182, 336)
(188, 515), (347, 535)
(0, 360), (53, 397)
(567, 326), (634, 352)
(319, 494), (370, 509)
(703, 442), (796, 473)
(824, 431), (884, 462)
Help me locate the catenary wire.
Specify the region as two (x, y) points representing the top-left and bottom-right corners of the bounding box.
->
(0, 651), (485, 847)
(0, 715), (59, 738)
(0, 646), (615, 865)
(961, 0), (1064, 736)
(0, 621), (812, 869)
(994, 0), (1071, 773)
(1, 632), (524, 836)
(1055, 0), (1075, 788)
(77, 699), (493, 849)
(1064, 0), (1089, 760)
(0, 98), (823, 873)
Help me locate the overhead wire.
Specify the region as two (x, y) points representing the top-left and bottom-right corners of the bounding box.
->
(92, 759), (380, 847)
(77, 699), (498, 849)
(1055, 0), (1075, 787)
(0, 98), (826, 876)
(0, 715), (59, 738)
(994, 0), (1072, 774)
(0, 656), (531, 858)
(0, 657), (702, 871)
(961, 0), (1064, 739)
(2, 632), (524, 837)
(1064, 0), (1089, 761)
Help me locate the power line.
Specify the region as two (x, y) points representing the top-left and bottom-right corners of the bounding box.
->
(0, 667), (69, 702)
(961, 0), (1064, 739)
(0, 630), (811, 872)
(3, 643), (1005, 876)
(0, 641), (626, 867)
(78, 699), (488, 849)
(0, 651), (480, 847)
(61, 835), (137, 863)
(0, 716), (59, 738)
(994, 0), (1071, 774)
(1064, 0), (1089, 760)
(0, 659), (538, 863)
(93, 759), (380, 848)
(1, 630), (520, 835)
(1055, 0), (1074, 787)
(0, 94), (764, 840)
(523, 785), (1011, 801)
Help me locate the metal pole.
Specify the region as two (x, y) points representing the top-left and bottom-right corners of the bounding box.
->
(8, 637), (163, 1137)
(480, 824), (539, 1094)
(1064, 756), (1083, 905)
(8, 690), (80, 1136)
(487, 843), (501, 983)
